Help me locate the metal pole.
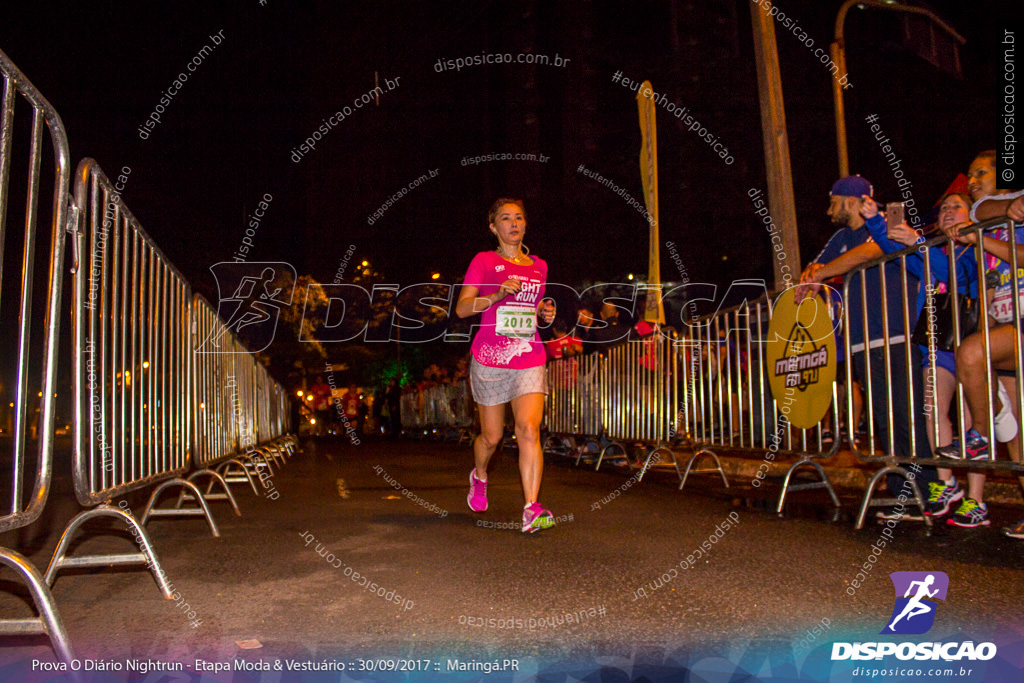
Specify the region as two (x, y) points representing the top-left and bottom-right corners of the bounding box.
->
(749, 1), (801, 290)
(830, 39), (850, 178)
(831, 0), (965, 178)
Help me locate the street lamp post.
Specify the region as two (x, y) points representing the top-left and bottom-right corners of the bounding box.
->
(831, 0), (965, 177)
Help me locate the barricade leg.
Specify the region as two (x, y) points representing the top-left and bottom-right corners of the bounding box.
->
(140, 480), (221, 537)
(637, 445), (676, 482)
(177, 470), (242, 517)
(855, 465), (932, 530)
(595, 441), (629, 471)
(44, 505), (174, 598)
(775, 458), (841, 514)
(253, 449), (278, 476)
(215, 458), (262, 496)
(679, 449), (730, 490)
(263, 445), (286, 469)
(0, 548), (76, 667)
(574, 439), (600, 467)
(272, 439), (294, 460)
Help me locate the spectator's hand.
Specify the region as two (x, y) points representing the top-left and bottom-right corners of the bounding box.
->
(1008, 196), (1024, 223)
(794, 262), (825, 303)
(953, 223), (978, 245)
(860, 195), (879, 219)
(887, 222), (921, 246)
(538, 299), (556, 324)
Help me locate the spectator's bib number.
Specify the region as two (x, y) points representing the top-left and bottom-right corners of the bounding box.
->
(990, 287), (1024, 323)
(495, 304), (537, 338)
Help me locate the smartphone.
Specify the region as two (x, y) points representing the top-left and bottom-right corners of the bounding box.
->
(886, 202), (905, 239)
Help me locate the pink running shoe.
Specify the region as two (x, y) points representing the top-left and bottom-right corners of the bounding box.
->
(467, 471), (487, 512)
(522, 502), (554, 533)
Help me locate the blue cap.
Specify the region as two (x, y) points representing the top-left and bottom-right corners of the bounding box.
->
(830, 175), (873, 198)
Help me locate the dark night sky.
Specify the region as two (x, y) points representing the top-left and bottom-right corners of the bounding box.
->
(0, 0), (1020, 306)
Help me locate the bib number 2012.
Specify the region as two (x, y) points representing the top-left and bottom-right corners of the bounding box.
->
(495, 305), (537, 338)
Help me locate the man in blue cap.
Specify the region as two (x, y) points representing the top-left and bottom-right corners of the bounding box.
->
(798, 175), (936, 515)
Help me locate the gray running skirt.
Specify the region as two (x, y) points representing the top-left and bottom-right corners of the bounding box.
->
(469, 359), (548, 406)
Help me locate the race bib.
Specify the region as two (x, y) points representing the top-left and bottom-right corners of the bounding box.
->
(495, 304), (537, 338)
(990, 287), (1024, 323)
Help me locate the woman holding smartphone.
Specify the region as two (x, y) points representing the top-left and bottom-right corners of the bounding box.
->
(456, 198), (557, 533)
(862, 192), (985, 525)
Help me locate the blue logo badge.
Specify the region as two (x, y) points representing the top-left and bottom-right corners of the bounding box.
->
(881, 571), (948, 635)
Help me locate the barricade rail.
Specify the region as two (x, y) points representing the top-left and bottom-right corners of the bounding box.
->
(841, 217), (1024, 469)
(192, 293), (291, 463)
(600, 332), (677, 443)
(594, 332), (681, 477)
(544, 318), (838, 498)
(71, 158), (193, 505)
(679, 300), (838, 457)
(840, 217), (1024, 527)
(400, 390), (422, 428)
(400, 380), (472, 437)
(71, 161), (293, 485)
(0, 46), (293, 664)
(546, 351), (601, 437)
(0, 48), (71, 533)
(0, 44), (75, 663)
(191, 294), (290, 465)
(676, 295), (842, 505)
(192, 294), (245, 465)
(541, 216), (1024, 525)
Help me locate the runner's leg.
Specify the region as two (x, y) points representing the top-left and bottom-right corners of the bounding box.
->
(511, 392), (545, 504)
(474, 403), (506, 480)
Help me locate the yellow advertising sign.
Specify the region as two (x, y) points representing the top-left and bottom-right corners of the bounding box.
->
(766, 289), (836, 429)
(636, 79), (664, 324)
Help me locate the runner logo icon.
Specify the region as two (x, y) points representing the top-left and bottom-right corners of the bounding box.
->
(197, 262), (296, 353)
(881, 571), (948, 635)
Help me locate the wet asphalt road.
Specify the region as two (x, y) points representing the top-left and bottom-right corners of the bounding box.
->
(1, 436), (1023, 680)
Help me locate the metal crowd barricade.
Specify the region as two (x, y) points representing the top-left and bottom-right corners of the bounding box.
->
(422, 384), (448, 426)
(595, 331), (684, 480)
(544, 350), (603, 462)
(846, 217), (1024, 528)
(190, 293), (293, 501)
(0, 47), (295, 665)
(400, 389), (423, 431)
(250, 364), (294, 469)
(678, 296), (841, 509)
(191, 294), (243, 464)
(255, 363), (272, 444)
(542, 331), (687, 477)
(399, 380), (472, 439)
(45, 157), (209, 597)
(189, 293), (259, 501)
(268, 383), (286, 436)
(0, 46), (75, 664)
(413, 381), (472, 439)
(448, 379), (473, 428)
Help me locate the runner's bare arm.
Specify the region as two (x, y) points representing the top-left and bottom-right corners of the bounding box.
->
(455, 280), (518, 318)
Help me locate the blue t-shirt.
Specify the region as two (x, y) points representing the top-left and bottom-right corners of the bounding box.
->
(812, 223), (920, 350)
(863, 214), (979, 314)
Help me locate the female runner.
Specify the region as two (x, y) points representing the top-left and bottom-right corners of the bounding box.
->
(455, 198), (556, 532)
